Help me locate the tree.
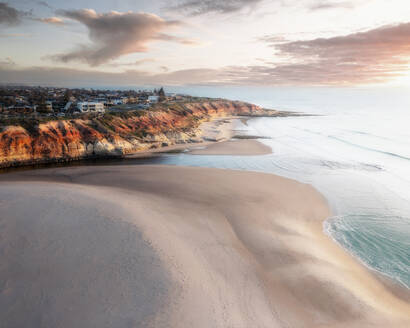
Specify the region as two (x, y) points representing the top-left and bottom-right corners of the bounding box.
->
(158, 87), (166, 102)
(36, 103), (53, 114)
(36, 94), (52, 113)
(64, 89), (72, 103)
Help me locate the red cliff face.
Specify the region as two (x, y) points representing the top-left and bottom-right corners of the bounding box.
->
(0, 101), (273, 168)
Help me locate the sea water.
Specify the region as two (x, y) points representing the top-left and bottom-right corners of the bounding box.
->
(154, 86), (410, 289)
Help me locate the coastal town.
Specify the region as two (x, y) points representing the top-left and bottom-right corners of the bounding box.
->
(0, 86), (184, 119)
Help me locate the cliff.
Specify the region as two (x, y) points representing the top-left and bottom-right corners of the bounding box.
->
(0, 100), (277, 168)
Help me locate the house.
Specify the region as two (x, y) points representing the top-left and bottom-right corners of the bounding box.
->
(77, 102), (105, 113)
(64, 101), (72, 112)
(110, 98), (124, 105)
(36, 101), (53, 113)
(45, 101), (53, 107)
(148, 95), (160, 103)
(127, 96), (137, 103)
(92, 97), (107, 103)
(10, 105), (35, 115)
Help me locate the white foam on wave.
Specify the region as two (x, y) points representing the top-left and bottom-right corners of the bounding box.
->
(323, 215), (410, 289)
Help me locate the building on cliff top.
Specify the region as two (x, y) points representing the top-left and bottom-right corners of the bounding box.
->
(77, 102), (105, 113)
(148, 95), (160, 103)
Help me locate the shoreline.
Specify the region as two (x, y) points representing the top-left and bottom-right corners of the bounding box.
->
(1, 165), (409, 327)
(0, 116), (409, 327)
(126, 116), (273, 158)
(323, 218), (410, 301)
(0, 114), (408, 299)
(1, 115), (408, 300)
(125, 114), (410, 308)
(206, 117), (410, 299)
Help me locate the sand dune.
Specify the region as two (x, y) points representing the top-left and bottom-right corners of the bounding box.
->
(0, 165), (409, 327)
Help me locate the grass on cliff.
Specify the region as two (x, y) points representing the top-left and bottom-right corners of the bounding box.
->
(0, 111), (146, 134)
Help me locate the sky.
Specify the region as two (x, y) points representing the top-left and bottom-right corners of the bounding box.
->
(1, 0), (410, 87)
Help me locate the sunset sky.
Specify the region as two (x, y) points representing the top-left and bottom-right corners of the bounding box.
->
(1, 0), (410, 87)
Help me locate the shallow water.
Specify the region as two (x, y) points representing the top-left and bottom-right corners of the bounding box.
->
(151, 86), (410, 289)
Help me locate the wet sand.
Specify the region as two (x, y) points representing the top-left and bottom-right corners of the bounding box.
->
(0, 165), (409, 327)
(189, 138), (272, 155)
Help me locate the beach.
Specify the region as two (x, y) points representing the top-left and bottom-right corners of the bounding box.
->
(1, 144), (410, 327)
(126, 117), (272, 158)
(187, 117), (272, 156)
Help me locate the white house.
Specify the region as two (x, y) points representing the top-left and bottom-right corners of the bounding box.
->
(64, 101), (72, 112)
(77, 102), (105, 113)
(110, 98), (123, 105)
(148, 95), (160, 103)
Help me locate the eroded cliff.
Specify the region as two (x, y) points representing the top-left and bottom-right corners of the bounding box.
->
(0, 100), (276, 168)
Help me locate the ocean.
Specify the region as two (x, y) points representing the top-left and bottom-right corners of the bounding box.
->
(153, 86), (410, 289)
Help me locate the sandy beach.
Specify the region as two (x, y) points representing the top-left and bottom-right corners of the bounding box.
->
(126, 117), (272, 158)
(1, 160), (409, 327)
(188, 138), (272, 155)
(189, 117), (272, 155)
